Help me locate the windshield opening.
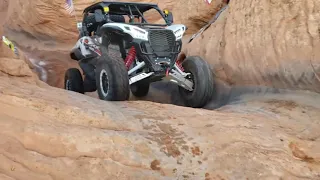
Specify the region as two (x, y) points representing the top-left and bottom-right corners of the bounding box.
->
(106, 4), (168, 26)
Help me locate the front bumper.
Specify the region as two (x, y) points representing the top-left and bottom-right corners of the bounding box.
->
(131, 30), (182, 75)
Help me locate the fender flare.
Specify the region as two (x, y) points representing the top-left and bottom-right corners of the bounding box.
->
(99, 25), (133, 46)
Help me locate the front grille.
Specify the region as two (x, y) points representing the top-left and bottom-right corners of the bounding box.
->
(148, 29), (176, 52)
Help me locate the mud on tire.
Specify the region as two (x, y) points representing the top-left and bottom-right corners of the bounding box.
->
(178, 56), (215, 108)
(64, 68), (85, 94)
(95, 55), (130, 101)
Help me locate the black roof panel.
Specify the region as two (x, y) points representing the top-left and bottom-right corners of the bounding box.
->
(83, 1), (160, 15)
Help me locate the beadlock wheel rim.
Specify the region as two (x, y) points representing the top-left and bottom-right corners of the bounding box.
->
(66, 79), (71, 90)
(100, 69), (109, 97)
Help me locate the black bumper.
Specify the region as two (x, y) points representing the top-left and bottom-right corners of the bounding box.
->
(131, 39), (182, 74)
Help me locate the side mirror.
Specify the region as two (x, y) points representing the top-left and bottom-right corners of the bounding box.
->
(163, 9), (173, 24)
(94, 9), (105, 22)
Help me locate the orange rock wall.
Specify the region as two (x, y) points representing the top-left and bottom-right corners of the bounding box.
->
(1, 0), (319, 92)
(184, 0), (320, 92)
(0, 1), (35, 81)
(2, 0), (225, 48)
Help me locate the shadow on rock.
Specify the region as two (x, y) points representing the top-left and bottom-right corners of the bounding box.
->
(130, 79), (239, 110)
(133, 78), (312, 110)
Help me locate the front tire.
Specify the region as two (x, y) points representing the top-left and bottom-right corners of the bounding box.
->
(95, 55), (130, 101)
(178, 56), (214, 108)
(130, 82), (150, 97)
(64, 68), (84, 94)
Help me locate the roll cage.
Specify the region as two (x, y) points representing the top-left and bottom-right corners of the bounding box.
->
(82, 1), (172, 27)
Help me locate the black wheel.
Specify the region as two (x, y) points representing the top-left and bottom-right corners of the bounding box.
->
(178, 56), (215, 108)
(95, 55), (130, 101)
(64, 68), (84, 94)
(130, 82), (150, 97)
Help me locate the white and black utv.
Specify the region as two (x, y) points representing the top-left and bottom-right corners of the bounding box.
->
(65, 1), (214, 108)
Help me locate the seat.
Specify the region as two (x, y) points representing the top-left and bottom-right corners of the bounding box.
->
(109, 15), (125, 23)
(85, 14), (125, 35)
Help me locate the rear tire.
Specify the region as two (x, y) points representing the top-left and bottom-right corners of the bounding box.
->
(64, 68), (84, 94)
(130, 82), (150, 97)
(95, 55), (130, 101)
(178, 56), (214, 108)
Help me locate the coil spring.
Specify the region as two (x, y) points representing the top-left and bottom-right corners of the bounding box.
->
(176, 60), (184, 72)
(125, 46), (136, 69)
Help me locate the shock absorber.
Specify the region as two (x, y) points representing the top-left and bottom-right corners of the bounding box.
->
(124, 46), (136, 70)
(176, 60), (184, 72)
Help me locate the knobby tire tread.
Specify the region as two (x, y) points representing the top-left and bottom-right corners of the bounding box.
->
(179, 56), (215, 108)
(64, 68), (85, 94)
(96, 53), (130, 101)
